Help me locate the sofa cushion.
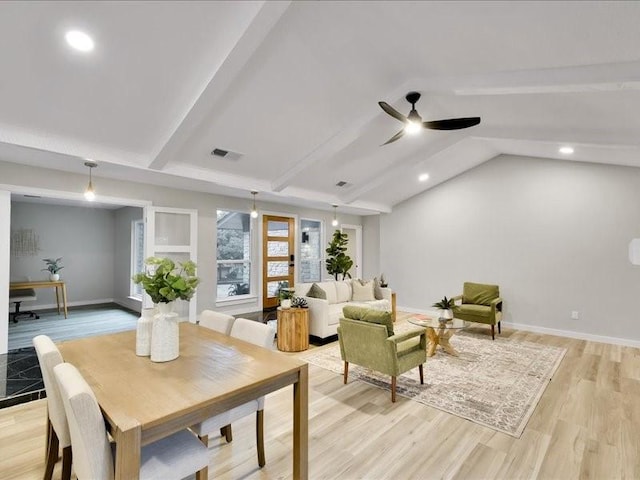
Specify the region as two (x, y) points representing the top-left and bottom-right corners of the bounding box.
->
(373, 277), (384, 300)
(350, 299), (390, 312)
(327, 303), (344, 325)
(352, 279), (375, 302)
(453, 304), (492, 317)
(342, 305), (394, 336)
(335, 281), (352, 303)
(462, 282), (499, 306)
(307, 283), (326, 300)
(318, 282), (338, 304)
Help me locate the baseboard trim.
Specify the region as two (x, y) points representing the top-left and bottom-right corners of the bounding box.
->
(29, 298), (116, 311)
(397, 305), (640, 349)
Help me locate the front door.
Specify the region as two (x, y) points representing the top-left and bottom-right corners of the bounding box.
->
(262, 215), (295, 310)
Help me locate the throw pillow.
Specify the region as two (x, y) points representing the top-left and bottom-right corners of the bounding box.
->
(373, 277), (384, 300)
(342, 305), (394, 336)
(307, 283), (327, 300)
(352, 279), (375, 302)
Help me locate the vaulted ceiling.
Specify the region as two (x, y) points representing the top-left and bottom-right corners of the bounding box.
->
(1, 1), (640, 215)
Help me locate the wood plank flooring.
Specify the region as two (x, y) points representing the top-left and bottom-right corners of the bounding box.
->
(1, 314), (638, 479)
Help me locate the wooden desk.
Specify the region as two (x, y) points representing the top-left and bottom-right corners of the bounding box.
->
(59, 323), (308, 479)
(9, 280), (68, 319)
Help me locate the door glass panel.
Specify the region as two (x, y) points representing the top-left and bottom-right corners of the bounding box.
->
(267, 280), (289, 298)
(267, 221), (288, 237)
(267, 261), (288, 277)
(300, 219), (322, 282)
(155, 212), (190, 246)
(267, 241), (288, 257)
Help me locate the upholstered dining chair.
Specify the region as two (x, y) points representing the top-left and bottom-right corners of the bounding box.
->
(33, 335), (72, 480)
(452, 282), (503, 340)
(193, 317), (276, 468)
(198, 309), (236, 335)
(338, 306), (427, 402)
(53, 362), (209, 480)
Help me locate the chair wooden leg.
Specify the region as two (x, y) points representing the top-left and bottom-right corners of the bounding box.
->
(222, 424), (233, 442)
(61, 446), (72, 480)
(195, 435), (208, 480)
(44, 417), (52, 463)
(498, 321), (501, 334)
(491, 324), (495, 340)
(44, 421), (59, 480)
(391, 376), (397, 403)
(419, 364), (424, 385)
(343, 361), (349, 384)
(256, 410), (265, 468)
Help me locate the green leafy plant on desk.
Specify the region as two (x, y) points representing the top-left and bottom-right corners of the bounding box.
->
(42, 257), (63, 281)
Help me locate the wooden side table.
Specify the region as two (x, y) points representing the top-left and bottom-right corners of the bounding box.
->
(277, 307), (310, 352)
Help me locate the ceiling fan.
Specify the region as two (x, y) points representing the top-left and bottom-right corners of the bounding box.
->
(378, 92), (480, 145)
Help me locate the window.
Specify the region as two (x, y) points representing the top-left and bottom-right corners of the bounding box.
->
(130, 219), (145, 298)
(217, 210), (252, 300)
(300, 219), (323, 283)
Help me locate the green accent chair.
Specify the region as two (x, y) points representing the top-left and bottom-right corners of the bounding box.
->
(452, 282), (503, 340)
(337, 306), (426, 402)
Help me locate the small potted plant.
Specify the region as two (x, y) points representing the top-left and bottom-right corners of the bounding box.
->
(278, 287), (295, 309)
(291, 296), (308, 309)
(379, 273), (388, 288)
(432, 296), (455, 321)
(42, 257), (63, 281)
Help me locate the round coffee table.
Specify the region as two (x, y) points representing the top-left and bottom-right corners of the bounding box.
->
(408, 315), (468, 357)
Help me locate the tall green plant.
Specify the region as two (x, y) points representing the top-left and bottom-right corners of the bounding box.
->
(325, 230), (354, 280)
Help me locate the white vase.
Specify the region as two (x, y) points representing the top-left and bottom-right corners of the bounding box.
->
(150, 302), (180, 362)
(49, 273), (60, 281)
(281, 299), (291, 309)
(439, 308), (453, 321)
(135, 307), (156, 357)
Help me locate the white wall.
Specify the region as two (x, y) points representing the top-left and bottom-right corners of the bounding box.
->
(113, 206), (143, 312)
(0, 191), (10, 354)
(10, 201), (116, 308)
(0, 160), (364, 317)
(381, 155), (640, 344)
(362, 214), (380, 280)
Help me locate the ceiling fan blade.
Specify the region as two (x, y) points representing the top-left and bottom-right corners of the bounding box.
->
(423, 117), (481, 130)
(379, 101), (407, 123)
(381, 129), (405, 146)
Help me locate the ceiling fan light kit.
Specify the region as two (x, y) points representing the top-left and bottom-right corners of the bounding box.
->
(379, 91), (481, 145)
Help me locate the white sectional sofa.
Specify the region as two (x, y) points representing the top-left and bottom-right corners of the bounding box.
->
(294, 280), (392, 340)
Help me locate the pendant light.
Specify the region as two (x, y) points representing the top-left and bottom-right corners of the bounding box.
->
(331, 204), (339, 227)
(84, 161), (98, 201)
(250, 191), (259, 218)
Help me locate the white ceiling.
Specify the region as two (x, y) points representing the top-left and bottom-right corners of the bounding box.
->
(1, 1), (640, 215)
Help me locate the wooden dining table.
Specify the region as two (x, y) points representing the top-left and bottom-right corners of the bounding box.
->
(58, 322), (308, 479)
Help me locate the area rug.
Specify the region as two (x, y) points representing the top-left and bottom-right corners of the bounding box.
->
(302, 325), (566, 437)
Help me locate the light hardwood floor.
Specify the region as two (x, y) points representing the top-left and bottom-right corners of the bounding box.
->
(1, 314), (639, 479)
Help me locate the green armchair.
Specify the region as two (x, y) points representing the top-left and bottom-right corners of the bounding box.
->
(337, 306), (426, 402)
(452, 282), (503, 340)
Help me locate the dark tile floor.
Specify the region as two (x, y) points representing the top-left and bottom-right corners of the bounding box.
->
(0, 309), (279, 409)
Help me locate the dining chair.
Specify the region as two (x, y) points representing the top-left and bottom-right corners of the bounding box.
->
(53, 362), (210, 480)
(198, 309), (236, 335)
(193, 317), (276, 467)
(33, 335), (72, 480)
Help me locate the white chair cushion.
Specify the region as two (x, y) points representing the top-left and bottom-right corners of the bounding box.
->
(199, 310), (235, 335)
(138, 429), (209, 480)
(33, 335), (71, 447)
(230, 318), (275, 349)
(191, 397), (264, 436)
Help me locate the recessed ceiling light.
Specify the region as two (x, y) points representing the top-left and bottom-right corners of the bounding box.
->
(418, 173), (429, 182)
(559, 146), (574, 155)
(65, 30), (94, 52)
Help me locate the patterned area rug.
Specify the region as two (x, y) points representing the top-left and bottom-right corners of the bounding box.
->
(302, 324), (566, 437)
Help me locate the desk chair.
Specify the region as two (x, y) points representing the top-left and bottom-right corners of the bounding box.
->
(9, 288), (39, 323)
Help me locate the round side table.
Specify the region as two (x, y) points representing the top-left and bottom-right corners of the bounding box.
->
(277, 307), (309, 352)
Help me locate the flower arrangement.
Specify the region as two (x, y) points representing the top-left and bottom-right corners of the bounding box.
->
(42, 257), (63, 274)
(132, 257), (200, 304)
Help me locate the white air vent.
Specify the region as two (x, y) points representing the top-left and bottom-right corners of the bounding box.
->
(211, 148), (243, 161)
